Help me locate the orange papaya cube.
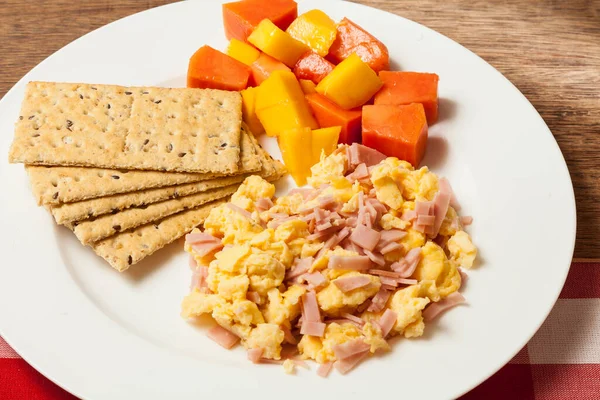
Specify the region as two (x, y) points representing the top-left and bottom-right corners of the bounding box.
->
(250, 53), (291, 86)
(374, 71), (440, 124)
(222, 0), (298, 42)
(187, 45), (250, 91)
(305, 93), (362, 145)
(327, 18), (389, 73)
(362, 103), (429, 167)
(293, 51), (334, 84)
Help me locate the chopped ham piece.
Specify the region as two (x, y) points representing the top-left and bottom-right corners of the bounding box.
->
(350, 224), (381, 251)
(286, 257), (313, 280)
(207, 325), (239, 349)
(301, 272), (328, 288)
(269, 212), (290, 220)
(415, 201), (433, 216)
(367, 287), (392, 312)
(314, 208), (326, 222)
(255, 197), (274, 212)
(346, 163), (369, 182)
(328, 256), (372, 271)
(379, 241), (402, 254)
(188, 254), (197, 269)
(401, 209), (417, 221)
(268, 216), (302, 229)
(422, 292), (466, 321)
(336, 226), (352, 243)
(378, 276), (398, 287)
(366, 198), (388, 216)
(378, 309), (398, 337)
(357, 299), (372, 313)
(281, 325), (297, 345)
(185, 232), (220, 245)
(460, 216), (473, 226)
(334, 276), (372, 292)
(308, 217), (316, 234)
(319, 195), (337, 209)
(316, 221), (333, 231)
(417, 214), (435, 226)
(301, 291), (321, 322)
(340, 313), (366, 327)
(191, 241), (224, 257)
(459, 268), (468, 290)
(363, 249), (385, 266)
(391, 247), (422, 278)
(379, 229), (407, 245)
(397, 278), (418, 285)
(300, 321), (326, 337)
(226, 203), (253, 219)
(247, 348), (264, 364)
(332, 339), (370, 360)
(246, 291), (261, 303)
(432, 178), (452, 237)
(190, 266), (209, 290)
(368, 269), (402, 278)
(334, 349), (370, 374)
(381, 284), (397, 291)
(441, 178), (461, 211)
(325, 318), (363, 328)
(289, 187), (317, 199)
(348, 143), (387, 168)
(317, 362), (334, 377)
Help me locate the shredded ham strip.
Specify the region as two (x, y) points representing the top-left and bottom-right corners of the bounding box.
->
(460, 216), (473, 226)
(286, 257), (313, 280)
(207, 325), (239, 349)
(422, 292), (466, 321)
(332, 339), (370, 360)
(188, 254), (197, 269)
(317, 362), (334, 377)
(300, 272), (328, 289)
(364, 249), (385, 266)
(247, 348), (264, 364)
(255, 197), (274, 212)
(378, 309), (398, 337)
(226, 203), (253, 220)
(328, 255), (372, 271)
(281, 325), (298, 345)
(191, 241), (223, 257)
(391, 247), (422, 278)
(334, 275), (372, 292)
(334, 349), (370, 374)
(300, 321), (326, 337)
(350, 224), (381, 251)
(301, 291), (321, 322)
(368, 287), (391, 312)
(185, 232), (220, 245)
(340, 313), (366, 327)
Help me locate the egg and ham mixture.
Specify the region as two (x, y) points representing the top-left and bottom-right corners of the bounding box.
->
(181, 143), (477, 376)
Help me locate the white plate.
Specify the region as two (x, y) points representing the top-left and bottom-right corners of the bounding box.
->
(0, 1), (576, 399)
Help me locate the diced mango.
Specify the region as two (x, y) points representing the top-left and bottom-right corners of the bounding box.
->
(250, 53), (291, 86)
(286, 10), (337, 57)
(227, 39), (261, 66)
(299, 79), (317, 94)
(256, 100), (318, 137)
(311, 126), (341, 162)
(316, 53), (382, 110)
(240, 87), (265, 135)
(255, 71), (318, 136)
(248, 19), (310, 68)
(278, 127), (313, 185)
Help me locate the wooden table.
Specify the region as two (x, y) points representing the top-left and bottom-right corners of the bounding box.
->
(1, 0), (598, 259)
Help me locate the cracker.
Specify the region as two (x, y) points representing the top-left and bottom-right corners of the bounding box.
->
(91, 199), (227, 272)
(27, 126), (260, 205)
(51, 139), (274, 224)
(88, 165), (286, 272)
(70, 185), (239, 245)
(10, 82), (242, 173)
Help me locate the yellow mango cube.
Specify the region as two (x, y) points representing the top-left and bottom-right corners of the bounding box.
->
(256, 100), (318, 137)
(278, 127), (313, 186)
(316, 53), (383, 110)
(226, 39), (261, 66)
(286, 10), (337, 57)
(255, 71), (318, 136)
(299, 79), (317, 94)
(248, 19), (310, 68)
(311, 126), (341, 162)
(240, 87), (264, 135)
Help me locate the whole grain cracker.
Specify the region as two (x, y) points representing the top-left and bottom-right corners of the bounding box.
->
(70, 185), (238, 244)
(27, 126), (260, 205)
(50, 138), (274, 224)
(89, 163), (286, 272)
(10, 82), (242, 173)
(92, 199), (227, 272)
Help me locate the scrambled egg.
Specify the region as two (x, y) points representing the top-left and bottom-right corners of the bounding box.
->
(181, 144), (478, 369)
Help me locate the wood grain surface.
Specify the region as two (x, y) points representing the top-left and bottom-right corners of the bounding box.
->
(0, 0), (598, 257)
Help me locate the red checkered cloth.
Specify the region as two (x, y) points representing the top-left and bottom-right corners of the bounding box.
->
(1, 261), (598, 399)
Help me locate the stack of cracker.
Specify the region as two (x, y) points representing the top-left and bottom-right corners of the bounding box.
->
(8, 82), (285, 272)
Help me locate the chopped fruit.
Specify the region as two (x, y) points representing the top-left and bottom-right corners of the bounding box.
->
(248, 19), (310, 68)
(286, 9), (337, 57)
(187, 45), (250, 91)
(222, 0), (298, 41)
